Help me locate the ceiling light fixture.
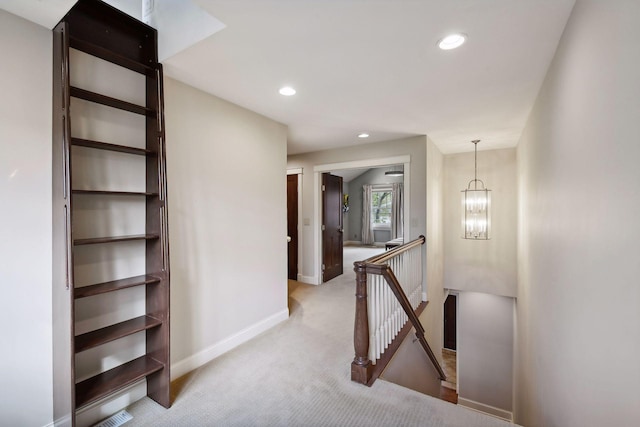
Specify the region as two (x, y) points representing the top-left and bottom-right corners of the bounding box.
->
(279, 86), (296, 96)
(358, 133), (370, 138)
(438, 33), (466, 50)
(461, 140), (491, 240)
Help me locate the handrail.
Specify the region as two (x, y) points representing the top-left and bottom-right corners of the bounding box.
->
(351, 235), (447, 385)
(363, 235), (425, 265)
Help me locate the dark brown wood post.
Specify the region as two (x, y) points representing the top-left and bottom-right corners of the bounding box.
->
(351, 261), (372, 384)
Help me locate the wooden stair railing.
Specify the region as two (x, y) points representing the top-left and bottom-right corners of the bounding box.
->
(351, 235), (447, 385)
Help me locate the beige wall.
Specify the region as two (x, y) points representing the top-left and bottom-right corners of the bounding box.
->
(444, 148), (517, 298)
(0, 10), (53, 427)
(425, 137), (445, 357)
(457, 292), (513, 418)
(515, 0), (640, 425)
(442, 146), (517, 419)
(164, 78), (289, 377)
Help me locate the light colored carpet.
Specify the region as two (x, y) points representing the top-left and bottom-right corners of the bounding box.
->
(125, 246), (513, 426)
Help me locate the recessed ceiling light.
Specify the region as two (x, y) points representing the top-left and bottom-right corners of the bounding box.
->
(279, 86), (296, 96)
(358, 133), (370, 138)
(437, 33), (466, 50)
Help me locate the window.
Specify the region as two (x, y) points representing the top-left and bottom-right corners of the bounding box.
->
(371, 188), (392, 228)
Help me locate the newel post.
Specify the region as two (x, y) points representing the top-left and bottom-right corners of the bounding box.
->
(351, 261), (372, 384)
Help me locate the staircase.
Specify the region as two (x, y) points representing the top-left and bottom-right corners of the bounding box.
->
(351, 236), (453, 404)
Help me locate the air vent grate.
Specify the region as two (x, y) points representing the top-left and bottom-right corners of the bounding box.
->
(93, 410), (133, 427)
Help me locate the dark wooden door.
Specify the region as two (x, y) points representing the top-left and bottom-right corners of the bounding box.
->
(287, 174), (298, 280)
(322, 173), (343, 282)
(444, 294), (457, 350)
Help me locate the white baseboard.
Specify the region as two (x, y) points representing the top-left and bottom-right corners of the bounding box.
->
(298, 275), (320, 285)
(171, 308), (289, 380)
(458, 397), (513, 422)
(344, 240), (362, 246)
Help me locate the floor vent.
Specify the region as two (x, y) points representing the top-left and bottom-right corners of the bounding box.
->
(93, 410), (133, 427)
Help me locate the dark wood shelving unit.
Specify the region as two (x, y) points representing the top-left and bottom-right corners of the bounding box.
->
(75, 315), (163, 353)
(75, 274), (161, 299)
(75, 356), (164, 409)
(72, 189), (159, 196)
(71, 137), (155, 156)
(70, 86), (153, 116)
(53, 1), (171, 424)
(69, 36), (154, 75)
(74, 234), (160, 246)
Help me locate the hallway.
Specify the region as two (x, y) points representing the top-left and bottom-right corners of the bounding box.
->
(124, 246), (512, 426)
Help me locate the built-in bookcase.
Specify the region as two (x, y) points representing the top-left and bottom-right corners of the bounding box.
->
(52, 1), (170, 425)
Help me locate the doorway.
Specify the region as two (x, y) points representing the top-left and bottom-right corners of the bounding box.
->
(287, 174), (298, 280)
(312, 155), (411, 285)
(442, 293), (458, 391)
(444, 293), (457, 350)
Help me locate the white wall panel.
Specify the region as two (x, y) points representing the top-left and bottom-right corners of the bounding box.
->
(515, 1), (640, 425)
(0, 10), (53, 427)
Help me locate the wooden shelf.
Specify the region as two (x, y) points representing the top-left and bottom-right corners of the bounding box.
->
(75, 274), (161, 299)
(70, 36), (154, 75)
(71, 137), (154, 156)
(74, 234), (159, 246)
(70, 86), (153, 116)
(53, 1), (172, 417)
(75, 355), (164, 409)
(75, 315), (162, 353)
(72, 189), (158, 197)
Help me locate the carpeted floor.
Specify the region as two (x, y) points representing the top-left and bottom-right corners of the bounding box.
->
(125, 246), (513, 426)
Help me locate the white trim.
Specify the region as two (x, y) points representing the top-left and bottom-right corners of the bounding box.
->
(298, 274), (319, 285)
(370, 184), (393, 191)
(313, 156), (411, 286)
(313, 172), (322, 283)
(287, 167), (303, 175)
(312, 155), (410, 172)
(372, 224), (391, 230)
(458, 397), (514, 422)
(297, 173), (303, 278)
(171, 309), (289, 379)
(43, 421), (57, 427)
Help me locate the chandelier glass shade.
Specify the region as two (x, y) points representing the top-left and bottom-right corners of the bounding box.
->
(461, 140), (491, 240)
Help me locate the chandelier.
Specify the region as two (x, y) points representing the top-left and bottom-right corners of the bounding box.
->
(461, 140), (491, 240)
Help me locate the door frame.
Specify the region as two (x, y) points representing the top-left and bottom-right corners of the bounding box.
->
(287, 168), (303, 281)
(312, 155), (411, 285)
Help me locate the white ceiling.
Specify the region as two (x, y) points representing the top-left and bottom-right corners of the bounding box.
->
(1, 0), (576, 155)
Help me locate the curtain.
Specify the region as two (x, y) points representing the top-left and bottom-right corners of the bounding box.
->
(361, 185), (374, 245)
(391, 183), (404, 239)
